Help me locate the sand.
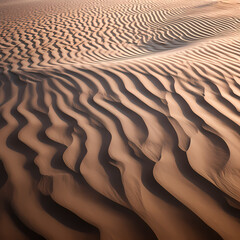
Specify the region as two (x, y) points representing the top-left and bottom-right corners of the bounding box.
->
(0, 0), (240, 239)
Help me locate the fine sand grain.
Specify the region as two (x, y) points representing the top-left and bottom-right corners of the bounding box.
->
(0, 0), (240, 239)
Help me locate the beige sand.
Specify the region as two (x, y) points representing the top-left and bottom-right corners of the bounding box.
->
(0, 0), (240, 239)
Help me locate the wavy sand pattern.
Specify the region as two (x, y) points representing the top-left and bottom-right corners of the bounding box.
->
(0, 0), (240, 239)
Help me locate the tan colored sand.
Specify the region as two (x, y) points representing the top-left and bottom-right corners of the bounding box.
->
(0, 0), (239, 239)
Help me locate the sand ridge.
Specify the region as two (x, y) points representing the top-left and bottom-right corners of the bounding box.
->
(0, 0), (240, 239)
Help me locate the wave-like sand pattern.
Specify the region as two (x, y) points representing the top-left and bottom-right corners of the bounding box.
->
(1, 0), (240, 69)
(0, 0), (240, 239)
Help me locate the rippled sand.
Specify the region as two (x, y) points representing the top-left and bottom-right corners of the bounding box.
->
(0, 0), (240, 239)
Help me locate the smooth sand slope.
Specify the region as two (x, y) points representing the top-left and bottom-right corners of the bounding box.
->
(0, 0), (240, 239)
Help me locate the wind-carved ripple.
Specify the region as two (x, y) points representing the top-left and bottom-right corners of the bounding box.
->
(0, 0), (240, 239)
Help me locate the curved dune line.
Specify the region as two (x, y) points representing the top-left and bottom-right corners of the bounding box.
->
(0, 75), (97, 240)
(1, 0), (240, 239)
(1, 0), (240, 69)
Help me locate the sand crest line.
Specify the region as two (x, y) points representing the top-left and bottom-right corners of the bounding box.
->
(0, 0), (240, 239)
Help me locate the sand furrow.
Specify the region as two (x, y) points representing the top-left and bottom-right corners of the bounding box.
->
(1, 0), (240, 239)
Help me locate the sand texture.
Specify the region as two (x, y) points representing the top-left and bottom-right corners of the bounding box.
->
(0, 0), (240, 239)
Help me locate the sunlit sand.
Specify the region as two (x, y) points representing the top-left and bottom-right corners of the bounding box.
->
(0, 0), (240, 239)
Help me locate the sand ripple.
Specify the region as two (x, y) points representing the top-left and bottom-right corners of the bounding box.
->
(0, 0), (240, 239)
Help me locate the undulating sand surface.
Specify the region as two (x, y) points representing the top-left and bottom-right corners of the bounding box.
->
(0, 0), (240, 239)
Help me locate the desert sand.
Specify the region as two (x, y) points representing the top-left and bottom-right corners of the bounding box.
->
(0, 0), (240, 239)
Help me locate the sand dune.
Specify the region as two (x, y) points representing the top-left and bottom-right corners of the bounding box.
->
(0, 0), (240, 239)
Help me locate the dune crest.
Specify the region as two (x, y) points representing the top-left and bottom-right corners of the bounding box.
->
(0, 0), (240, 239)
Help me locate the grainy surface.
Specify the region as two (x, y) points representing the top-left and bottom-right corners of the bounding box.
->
(0, 0), (240, 239)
